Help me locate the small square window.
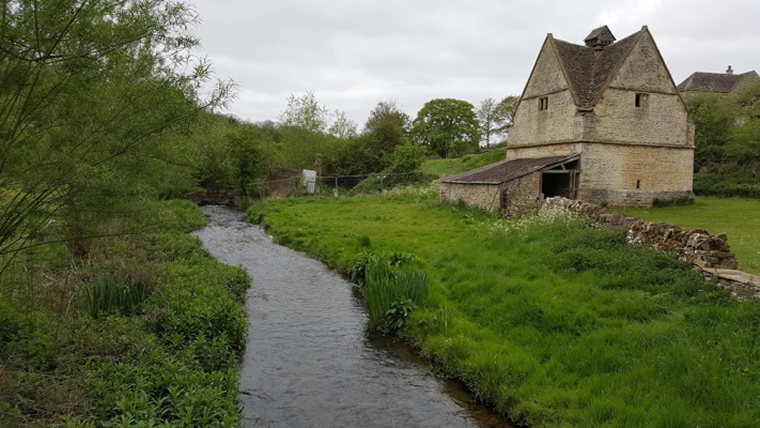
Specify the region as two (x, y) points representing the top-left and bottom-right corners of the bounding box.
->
(538, 96), (549, 111)
(635, 93), (649, 108)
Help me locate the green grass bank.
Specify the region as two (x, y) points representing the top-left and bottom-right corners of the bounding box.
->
(0, 201), (248, 427)
(421, 148), (506, 178)
(618, 197), (760, 275)
(248, 191), (760, 428)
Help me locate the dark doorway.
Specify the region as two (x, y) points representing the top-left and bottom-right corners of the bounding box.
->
(542, 172), (572, 198)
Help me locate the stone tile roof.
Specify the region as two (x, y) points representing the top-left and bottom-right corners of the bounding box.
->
(441, 155), (579, 185)
(677, 71), (759, 93)
(552, 30), (643, 108)
(584, 25), (616, 47)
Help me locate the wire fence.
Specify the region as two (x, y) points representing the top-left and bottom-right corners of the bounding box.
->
(243, 171), (424, 198)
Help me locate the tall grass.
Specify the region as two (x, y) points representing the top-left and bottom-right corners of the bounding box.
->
(361, 263), (428, 332)
(250, 193), (760, 427)
(80, 274), (151, 318)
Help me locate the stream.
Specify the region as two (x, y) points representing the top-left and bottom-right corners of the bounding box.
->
(194, 205), (513, 428)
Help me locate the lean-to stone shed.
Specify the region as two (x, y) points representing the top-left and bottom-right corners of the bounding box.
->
(441, 25), (695, 215)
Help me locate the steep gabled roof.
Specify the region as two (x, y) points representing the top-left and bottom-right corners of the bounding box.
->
(677, 71), (759, 93)
(442, 155), (579, 185)
(551, 29), (643, 108)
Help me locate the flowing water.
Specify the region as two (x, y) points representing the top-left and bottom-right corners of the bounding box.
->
(194, 205), (513, 428)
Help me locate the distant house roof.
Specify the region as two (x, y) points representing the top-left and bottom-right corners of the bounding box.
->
(551, 28), (644, 108)
(677, 70), (759, 93)
(441, 155), (579, 185)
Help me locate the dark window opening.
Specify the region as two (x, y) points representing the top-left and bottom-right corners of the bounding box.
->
(538, 96), (549, 111)
(635, 93), (648, 108)
(636, 179), (641, 189)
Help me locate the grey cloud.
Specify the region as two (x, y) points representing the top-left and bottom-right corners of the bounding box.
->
(189, 0), (760, 124)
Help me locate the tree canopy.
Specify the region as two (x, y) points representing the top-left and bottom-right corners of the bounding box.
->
(279, 92), (328, 132)
(0, 0), (230, 262)
(686, 79), (760, 197)
(411, 98), (479, 158)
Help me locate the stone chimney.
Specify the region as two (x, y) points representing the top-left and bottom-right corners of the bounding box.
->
(584, 25), (616, 49)
(726, 65), (734, 75)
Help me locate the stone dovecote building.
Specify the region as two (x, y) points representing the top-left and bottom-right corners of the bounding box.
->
(441, 25), (695, 214)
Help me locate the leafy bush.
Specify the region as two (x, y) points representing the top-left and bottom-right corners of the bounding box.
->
(652, 196), (695, 207)
(381, 299), (415, 334)
(159, 199), (208, 232)
(1, 202), (249, 426)
(350, 143), (433, 195)
(149, 257), (248, 354)
(694, 172), (760, 197)
(350, 251), (379, 285)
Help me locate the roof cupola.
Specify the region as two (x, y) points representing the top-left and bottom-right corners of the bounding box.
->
(584, 25), (616, 49)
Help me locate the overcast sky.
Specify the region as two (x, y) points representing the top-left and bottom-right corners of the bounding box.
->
(187, 0), (760, 127)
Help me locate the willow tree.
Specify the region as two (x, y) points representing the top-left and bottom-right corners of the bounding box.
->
(0, 0), (231, 265)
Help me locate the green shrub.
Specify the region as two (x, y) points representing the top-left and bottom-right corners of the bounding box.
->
(381, 299), (415, 334)
(148, 233), (210, 261)
(652, 196), (695, 207)
(694, 173), (760, 198)
(158, 200), (208, 232)
(149, 258), (247, 354)
(349, 143), (433, 195)
(350, 251), (379, 286)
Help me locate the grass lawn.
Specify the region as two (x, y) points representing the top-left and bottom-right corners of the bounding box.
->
(249, 191), (760, 428)
(421, 147), (506, 178)
(617, 197), (760, 274)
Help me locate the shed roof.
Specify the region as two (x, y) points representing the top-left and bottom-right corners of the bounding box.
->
(441, 154), (579, 185)
(677, 70), (759, 93)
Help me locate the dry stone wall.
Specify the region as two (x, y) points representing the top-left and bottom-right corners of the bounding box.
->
(440, 183), (503, 213)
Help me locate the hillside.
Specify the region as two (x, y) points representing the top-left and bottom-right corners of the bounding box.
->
(421, 148), (506, 178)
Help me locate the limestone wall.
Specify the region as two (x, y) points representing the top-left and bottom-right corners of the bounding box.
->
(440, 172), (542, 216)
(576, 143), (693, 206)
(503, 172), (542, 216)
(440, 183), (503, 212)
(508, 142), (583, 160)
(592, 89), (691, 146)
(510, 90), (577, 147)
(509, 142), (693, 207)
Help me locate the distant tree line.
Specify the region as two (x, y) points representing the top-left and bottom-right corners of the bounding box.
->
(686, 80), (760, 197)
(0, 0), (519, 262)
(193, 92), (520, 197)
